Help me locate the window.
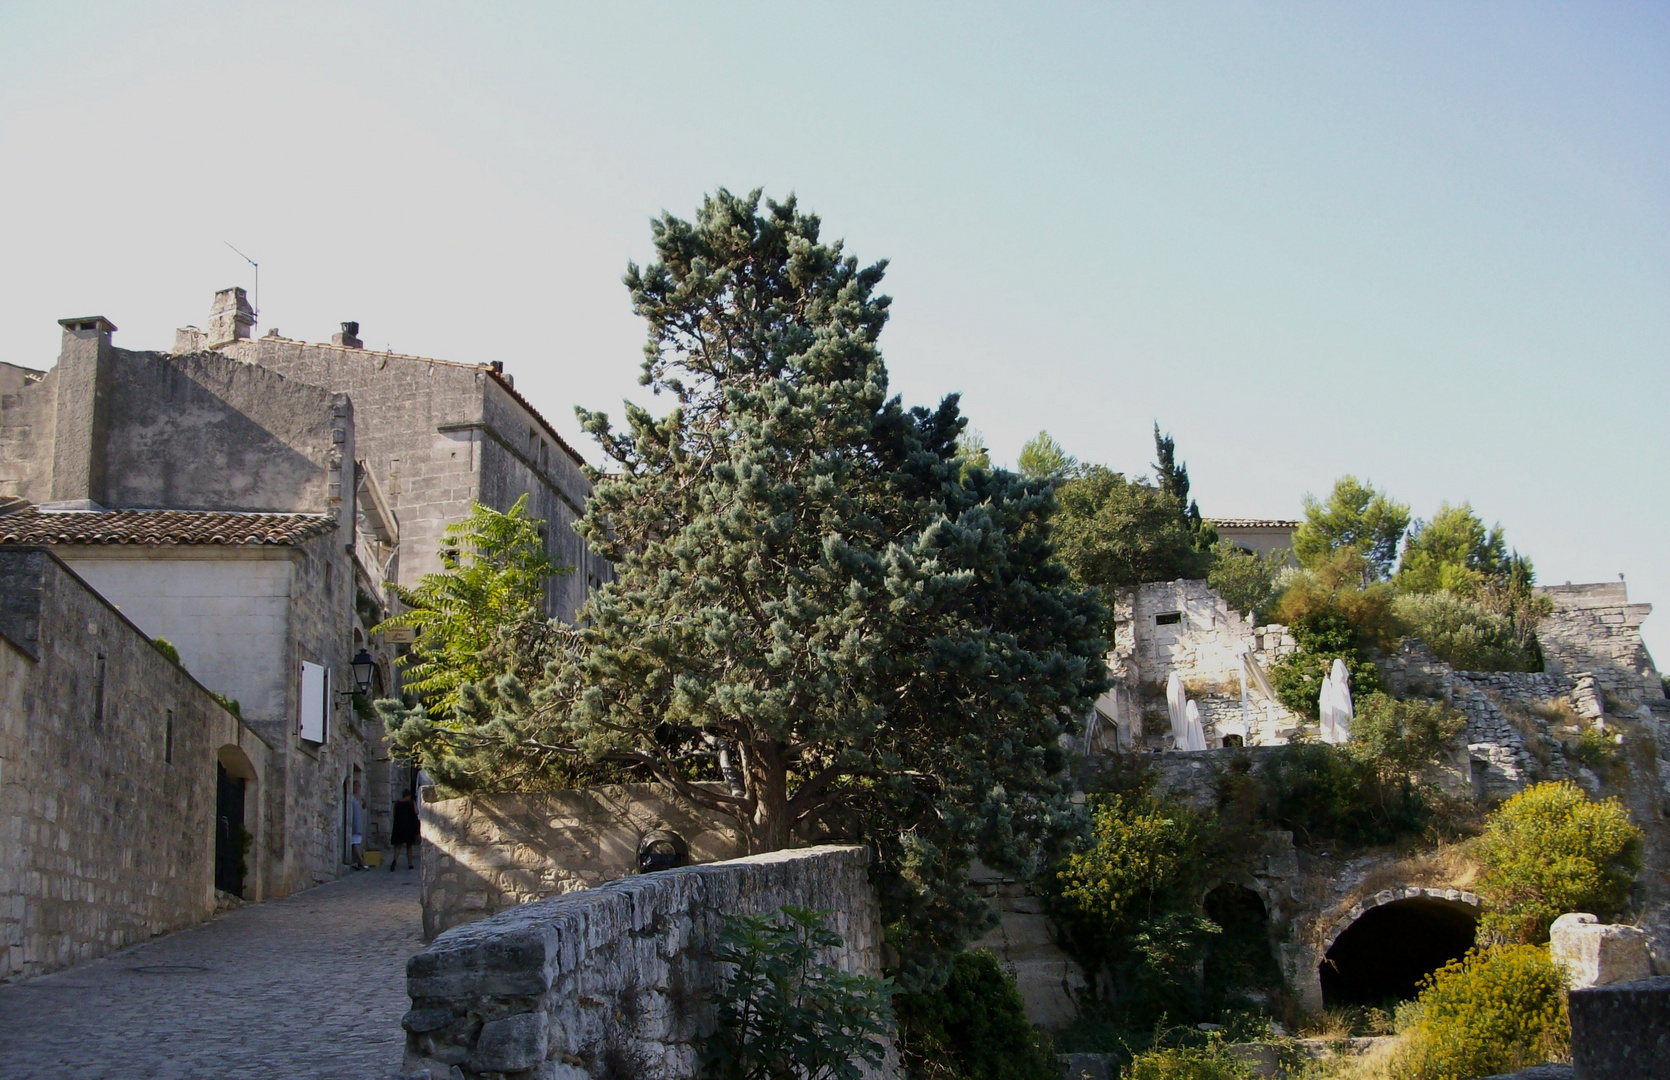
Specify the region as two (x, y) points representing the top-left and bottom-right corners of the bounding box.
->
(299, 661), (328, 743)
(165, 710), (174, 763)
(1155, 612), (1183, 626)
(93, 653), (106, 722)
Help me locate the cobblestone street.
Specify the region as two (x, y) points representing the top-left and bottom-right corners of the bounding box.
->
(0, 869), (422, 1080)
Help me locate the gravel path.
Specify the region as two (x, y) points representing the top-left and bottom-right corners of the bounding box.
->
(0, 868), (423, 1079)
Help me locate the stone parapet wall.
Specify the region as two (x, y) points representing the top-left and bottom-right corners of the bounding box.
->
(400, 845), (884, 1080)
(1538, 583), (1661, 700)
(420, 786), (747, 939)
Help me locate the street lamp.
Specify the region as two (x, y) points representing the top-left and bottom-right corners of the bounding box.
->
(350, 649), (376, 696)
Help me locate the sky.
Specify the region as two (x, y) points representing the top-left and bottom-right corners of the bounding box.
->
(1, 3), (1666, 660)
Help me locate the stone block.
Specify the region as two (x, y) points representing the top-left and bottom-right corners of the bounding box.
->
(1226, 1042), (1282, 1079)
(470, 1010), (549, 1073)
(1550, 913), (1652, 989)
(1567, 976), (1670, 1079)
(1060, 1052), (1112, 1080)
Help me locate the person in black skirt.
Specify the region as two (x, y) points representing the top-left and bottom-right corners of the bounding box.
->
(389, 788), (420, 870)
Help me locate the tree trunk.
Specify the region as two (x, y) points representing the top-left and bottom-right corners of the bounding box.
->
(748, 740), (793, 853)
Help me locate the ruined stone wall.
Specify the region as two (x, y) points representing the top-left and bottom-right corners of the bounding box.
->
(1538, 583), (1662, 700)
(0, 547), (273, 979)
(0, 366), (53, 501)
(401, 846), (884, 1080)
(419, 786), (748, 939)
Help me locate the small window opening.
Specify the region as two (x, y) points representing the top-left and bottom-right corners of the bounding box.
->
(1155, 612), (1183, 626)
(165, 710), (174, 763)
(637, 830), (689, 874)
(1222, 734), (1244, 748)
(94, 653), (106, 722)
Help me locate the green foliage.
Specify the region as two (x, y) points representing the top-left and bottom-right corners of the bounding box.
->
(1049, 794), (1221, 1026)
(1272, 549), (1399, 650)
(895, 950), (1056, 1080)
(152, 636), (180, 665)
(1054, 466), (1212, 612)
(1474, 781), (1643, 944)
(702, 905), (894, 1080)
(1267, 612), (1385, 722)
(1572, 726), (1619, 771)
(1256, 743), (1429, 847)
(1153, 425), (1215, 550)
(1292, 476), (1410, 581)
(1392, 591), (1541, 673)
(1347, 692), (1466, 784)
(211, 692), (241, 718)
(956, 426), (992, 476)
(1390, 945), (1568, 1080)
(1205, 540), (1286, 623)
(394, 190), (1107, 992)
(1124, 1045), (1253, 1080)
(376, 494), (566, 716)
(1017, 430), (1078, 481)
(1394, 503), (1511, 595)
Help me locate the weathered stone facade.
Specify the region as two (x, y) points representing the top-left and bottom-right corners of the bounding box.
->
(0, 548), (272, 979)
(400, 846), (884, 1080)
(1538, 582), (1661, 701)
(419, 786), (747, 939)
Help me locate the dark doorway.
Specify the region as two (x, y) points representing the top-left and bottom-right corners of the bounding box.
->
(1320, 898), (1477, 1007)
(1203, 884), (1280, 992)
(214, 764), (246, 897)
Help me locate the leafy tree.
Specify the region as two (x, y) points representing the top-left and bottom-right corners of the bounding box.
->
(1272, 548), (1399, 649)
(895, 950), (1057, 1080)
(376, 495), (565, 715)
(1267, 610), (1385, 722)
(1347, 691), (1466, 786)
(1395, 502), (1510, 595)
(1205, 540), (1286, 623)
(1016, 430), (1077, 481)
(1292, 476), (1410, 581)
(956, 425), (992, 476)
(1152, 424), (1201, 534)
(703, 905), (895, 1080)
(389, 190), (1107, 990)
(1474, 781), (1643, 945)
(1392, 945), (1568, 1080)
(1053, 466), (1211, 615)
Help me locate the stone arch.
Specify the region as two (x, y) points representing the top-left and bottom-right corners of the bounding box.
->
(1203, 882), (1281, 992)
(1319, 887), (1480, 1007)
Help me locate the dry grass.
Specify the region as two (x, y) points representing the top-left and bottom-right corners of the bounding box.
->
(1526, 698), (1580, 726)
(1501, 706), (1556, 773)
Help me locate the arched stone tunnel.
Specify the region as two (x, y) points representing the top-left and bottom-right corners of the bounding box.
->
(1319, 888), (1480, 1007)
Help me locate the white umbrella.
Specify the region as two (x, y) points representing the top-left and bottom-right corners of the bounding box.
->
(1182, 699), (1209, 751)
(1318, 669), (1339, 744)
(1329, 657), (1354, 743)
(1166, 671), (1188, 749)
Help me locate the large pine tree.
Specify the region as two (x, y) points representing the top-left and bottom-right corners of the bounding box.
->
(390, 190), (1107, 985)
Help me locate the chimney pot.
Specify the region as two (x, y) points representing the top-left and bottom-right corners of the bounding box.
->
(331, 321), (364, 349)
(207, 287), (256, 347)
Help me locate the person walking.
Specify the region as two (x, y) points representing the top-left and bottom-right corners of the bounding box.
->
(348, 780), (367, 870)
(389, 787), (420, 871)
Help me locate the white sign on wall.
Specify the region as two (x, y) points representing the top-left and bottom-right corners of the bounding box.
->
(299, 661), (328, 743)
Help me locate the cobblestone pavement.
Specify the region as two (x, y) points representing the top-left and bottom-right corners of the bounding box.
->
(0, 867), (423, 1080)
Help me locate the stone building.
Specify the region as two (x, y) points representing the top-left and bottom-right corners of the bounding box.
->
(1206, 517), (1300, 564)
(0, 547), (272, 979)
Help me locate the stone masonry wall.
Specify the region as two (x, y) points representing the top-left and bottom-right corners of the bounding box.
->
(420, 786), (747, 940)
(400, 846), (884, 1080)
(1537, 582), (1662, 700)
(0, 547), (273, 979)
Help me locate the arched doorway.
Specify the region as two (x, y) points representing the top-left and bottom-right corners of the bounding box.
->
(1320, 895), (1478, 1007)
(214, 746), (258, 898)
(1203, 883), (1280, 993)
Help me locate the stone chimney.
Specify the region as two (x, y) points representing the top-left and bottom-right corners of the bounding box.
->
(331, 321), (363, 349)
(47, 317), (116, 509)
(207, 286), (256, 347)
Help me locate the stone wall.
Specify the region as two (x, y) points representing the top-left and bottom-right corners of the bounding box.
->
(400, 846), (884, 1080)
(0, 547), (273, 979)
(420, 786), (749, 939)
(1538, 582), (1662, 701)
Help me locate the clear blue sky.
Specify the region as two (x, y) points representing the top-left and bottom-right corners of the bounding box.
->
(2, 3), (1666, 660)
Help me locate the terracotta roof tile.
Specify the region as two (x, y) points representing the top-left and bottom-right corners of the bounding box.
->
(1207, 518), (1301, 529)
(0, 509), (336, 547)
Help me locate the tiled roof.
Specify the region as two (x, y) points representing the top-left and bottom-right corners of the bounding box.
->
(1208, 518), (1301, 529)
(0, 508), (336, 547)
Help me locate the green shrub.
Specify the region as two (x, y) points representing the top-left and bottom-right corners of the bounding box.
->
(1571, 726), (1619, 772)
(1474, 781), (1643, 944)
(1267, 612), (1384, 721)
(896, 950), (1056, 1080)
(1258, 743), (1431, 847)
(1347, 692), (1465, 783)
(1391, 945), (1567, 1080)
(212, 692), (241, 718)
(1124, 1045), (1253, 1080)
(152, 636), (180, 664)
(702, 905), (894, 1080)
(1391, 591), (1539, 673)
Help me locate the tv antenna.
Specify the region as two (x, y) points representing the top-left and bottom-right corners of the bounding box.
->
(224, 241), (259, 316)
